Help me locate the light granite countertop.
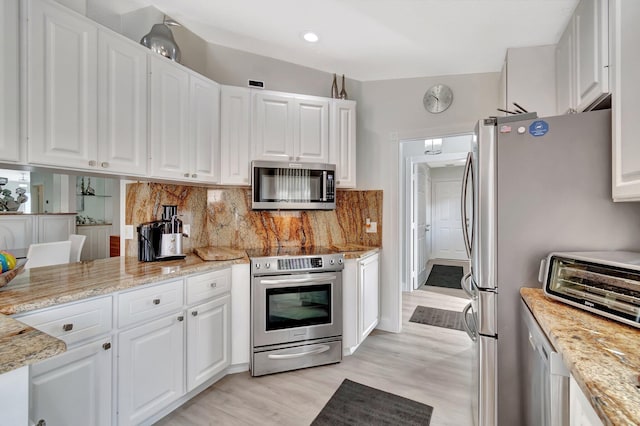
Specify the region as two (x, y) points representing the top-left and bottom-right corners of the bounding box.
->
(521, 288), (640, 426)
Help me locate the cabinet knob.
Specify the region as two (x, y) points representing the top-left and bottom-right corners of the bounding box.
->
(88, 160), (97, 167)
(101, 162), (109, 168)
(102, 342), (111, 350)
(177, 315), (184, 322)
(191, 173), (198, 178)
(191, 311), (198, 317)
(152, 298), (160, 305)
(210, 282), (217, 288)
(36, 420), (46, 426)
(184, 173), (190, 177)
(62, 323), (73, 332)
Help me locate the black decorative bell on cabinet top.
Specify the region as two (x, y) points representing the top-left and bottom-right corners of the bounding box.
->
(140, 16), (182, 63)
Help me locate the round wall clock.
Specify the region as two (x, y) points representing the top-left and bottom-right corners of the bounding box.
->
(423, 83), (453, 113)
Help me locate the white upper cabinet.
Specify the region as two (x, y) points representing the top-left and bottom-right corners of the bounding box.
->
(329, 100), (357, 188)
(556, 0), (609, 114)
(220, 86), (251, 185)
(611, 0), (640, 201)
(0, 0), (20, 163)
(97, 30), (148, 175)
(189, 73), (221, 182)
(294, 97), (329, 163)
(150, 56), (220, 183)
(27, 0), (98, 169)
(253, 91), (330, 163)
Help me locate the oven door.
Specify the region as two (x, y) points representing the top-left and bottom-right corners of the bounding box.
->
(252, 271), (342, 348)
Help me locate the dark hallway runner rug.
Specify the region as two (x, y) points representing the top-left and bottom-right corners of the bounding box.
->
(421, 265), (464, 289)
(409, 305), (469, 332)
(311, 379), (433, 425)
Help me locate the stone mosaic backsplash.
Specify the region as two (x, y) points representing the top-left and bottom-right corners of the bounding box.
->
(125, 184), (382, 257)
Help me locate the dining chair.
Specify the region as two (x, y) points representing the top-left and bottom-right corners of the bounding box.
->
(25, 240), (72, 269)
(69, 234), (86, 262)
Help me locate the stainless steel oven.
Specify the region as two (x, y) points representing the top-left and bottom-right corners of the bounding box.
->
(248, 248), (344, 376)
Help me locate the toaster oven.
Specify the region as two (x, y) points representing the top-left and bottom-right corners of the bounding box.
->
(540, 251), (640, 329)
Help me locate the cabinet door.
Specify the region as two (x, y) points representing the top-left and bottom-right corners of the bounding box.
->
(341, 259), (359, 355)
(37, 215), (75, 243)
(97, 30), (148, 175)
(186, 294), (231, 391)
(0, 0), (20, 163)
(30, 337), (112, 426)
(359, 253), (379, 342)
(330, 100), (357, 188)
(611, 0), (640, 201)
(556, 22), (575, 114)
(149, 56), (190, 179)
(294, 98), (329, 162)
(189, 73), (220, 182)
(118, 313), (185, 425)
(574, 0), (609, 111)
(27, 0), (98, 169)
(220, 86), (251, 185)
(0, 215), (35, 250)
(569, 375), (603, 426)
(252, 92), (294, 161)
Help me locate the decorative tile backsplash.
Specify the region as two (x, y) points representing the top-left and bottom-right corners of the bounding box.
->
(125, 183), (382, 257)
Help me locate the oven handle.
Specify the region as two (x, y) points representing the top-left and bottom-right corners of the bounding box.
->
(267, 344), (331, 360)
(260, 276), (337, 285)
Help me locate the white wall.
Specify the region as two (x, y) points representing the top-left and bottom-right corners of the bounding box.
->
(430, 166), (465, 181)
(358, 73), (500, 331)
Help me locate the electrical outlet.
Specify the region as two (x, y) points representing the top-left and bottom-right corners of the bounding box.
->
(124, 225), (134, 240)
(183, 224), (191, 237)
(366, 221), (378, 233)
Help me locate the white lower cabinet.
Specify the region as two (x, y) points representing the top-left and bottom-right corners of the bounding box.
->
(186, 294), (231, 391)
(343, 252), (380, 355)
(30, 336), (113, 426)
(570, 375), (604, 426)
(117, 313), (185, 426)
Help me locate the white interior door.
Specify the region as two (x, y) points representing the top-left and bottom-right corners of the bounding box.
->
(433, 179), (467, 260)
(413, 164), (428, 288)
(425, 174), (432, 262)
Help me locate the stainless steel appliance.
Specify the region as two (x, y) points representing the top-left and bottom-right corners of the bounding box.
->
(520, 299), (569, 426)
(541, 251), (640, 329)
(460, 110), (640, 426)
(251, 161), (336, 210)
(248, 247), (344, 376)
(136, 205), (186, 262)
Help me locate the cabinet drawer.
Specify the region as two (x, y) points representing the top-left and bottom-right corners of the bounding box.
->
(16, 296), (112, 346)
(185, 269), (231, 305)
(118, 279), (184, 328)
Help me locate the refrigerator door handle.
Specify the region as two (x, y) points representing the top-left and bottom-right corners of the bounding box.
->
(461, 151), (473, 258)
(462, 302), (477, 342)
(461, 272), (475, 299)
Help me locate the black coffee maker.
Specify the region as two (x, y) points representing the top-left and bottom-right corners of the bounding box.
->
(137, 205), (186, 262)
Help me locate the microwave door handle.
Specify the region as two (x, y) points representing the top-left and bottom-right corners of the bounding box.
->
(461, 152), (473, 259)
(322, 171), (327, 201)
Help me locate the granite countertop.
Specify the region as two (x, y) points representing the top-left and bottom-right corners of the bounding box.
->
(520, 288), (640, 426)
(0, 316), (65, 375)
(329, 244), (380, 259)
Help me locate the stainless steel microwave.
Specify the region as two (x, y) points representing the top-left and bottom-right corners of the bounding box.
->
(251, 161), (336, 210)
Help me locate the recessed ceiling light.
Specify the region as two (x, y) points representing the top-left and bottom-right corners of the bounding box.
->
(302, 31), (319, 43)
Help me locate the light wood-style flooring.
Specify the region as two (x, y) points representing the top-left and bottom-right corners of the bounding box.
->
(156, 283), (473, 425)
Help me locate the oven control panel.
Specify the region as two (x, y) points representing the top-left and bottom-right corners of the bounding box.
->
(252, 254), (344, 273)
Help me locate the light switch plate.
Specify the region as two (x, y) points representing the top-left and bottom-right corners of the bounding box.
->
(183, 224), (190, 237)
(366, 222), (377, 233)
(124, 225), (134, 240)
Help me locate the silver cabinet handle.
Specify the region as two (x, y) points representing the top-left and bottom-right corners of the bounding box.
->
(267, 344), (330, 360)
(191, 311), (198, 317)
(210, 282), (217, 288)
(183, 173), (190, 177)
(62, 323), (73, 331)
(460, 151), (473, 258)
(36, 420), (46, 426)
(177, 315), (184, 322)
(101, 162), (109, 168)
(88, 160), (97, 167)
(191, 173), (198, 178)
(152, 298), (160, 305)
(102, 342), (111, 351)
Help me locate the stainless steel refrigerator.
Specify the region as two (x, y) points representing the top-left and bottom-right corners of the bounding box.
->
(459, 109), (640, 426)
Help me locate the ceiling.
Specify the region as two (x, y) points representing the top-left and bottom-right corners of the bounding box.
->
(97, 0), (578, 81)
